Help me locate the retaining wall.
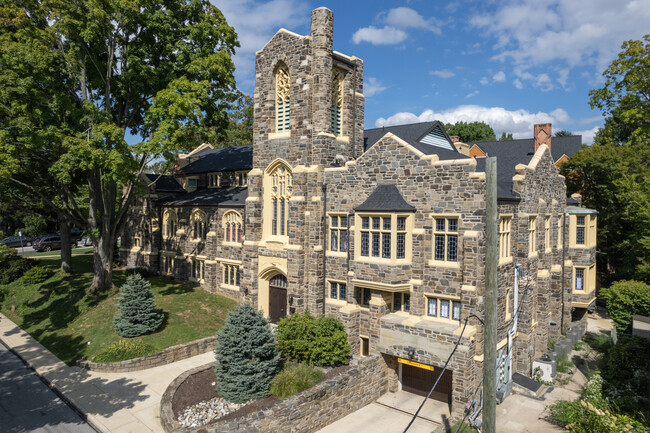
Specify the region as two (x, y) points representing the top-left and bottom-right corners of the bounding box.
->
(76, 336), (216, 372)
(160, 355), (388, 433)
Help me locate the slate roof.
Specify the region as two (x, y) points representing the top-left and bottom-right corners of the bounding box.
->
(355, 184), (416, 212)
(468, 136), (583, 200)
(143, 174), (185, 193)
(181, 145), (253, 175)
(364, 121), (466, 161)
(157, 187), (248, 207)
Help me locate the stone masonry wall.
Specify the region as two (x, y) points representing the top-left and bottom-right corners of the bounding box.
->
(160, 355), (389, 433)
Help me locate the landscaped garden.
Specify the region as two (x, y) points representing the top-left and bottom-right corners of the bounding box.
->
(0, 249), (238, 365)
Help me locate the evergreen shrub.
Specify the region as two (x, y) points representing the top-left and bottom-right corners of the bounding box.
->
(113, 273), (164, 337)
(0, 245), (34, 284)
(215, 304), (281, 403)
(276, 311), (350, 366)
(600, 280), (650, 332)
(21, 265), (54, 284)
(270, 363), (323, 398)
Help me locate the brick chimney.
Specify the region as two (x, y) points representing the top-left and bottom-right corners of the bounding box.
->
(534, 123), (552, 154)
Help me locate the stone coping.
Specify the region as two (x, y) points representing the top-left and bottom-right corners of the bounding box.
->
(76, 336), (216, 372)
(160, 355), (387, 433)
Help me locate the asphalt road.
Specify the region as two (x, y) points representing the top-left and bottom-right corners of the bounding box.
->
(13, 246), (33, 255)
(0, 342), (97, 433)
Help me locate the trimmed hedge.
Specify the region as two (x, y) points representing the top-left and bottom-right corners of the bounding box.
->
(0, 245), (34, 285)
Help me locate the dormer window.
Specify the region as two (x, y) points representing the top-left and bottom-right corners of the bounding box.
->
(276, 64), (290, 132)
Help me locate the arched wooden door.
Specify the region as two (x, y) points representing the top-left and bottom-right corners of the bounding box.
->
(268, 274), (287, 323)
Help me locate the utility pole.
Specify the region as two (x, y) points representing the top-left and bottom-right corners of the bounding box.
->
(483, 156), (497, 433)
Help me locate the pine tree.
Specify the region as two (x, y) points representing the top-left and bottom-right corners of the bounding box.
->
(215, 304), (281, 403)
(113, 273), (164, 338)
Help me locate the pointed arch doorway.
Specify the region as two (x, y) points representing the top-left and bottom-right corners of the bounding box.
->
(268, 274), (288, 323)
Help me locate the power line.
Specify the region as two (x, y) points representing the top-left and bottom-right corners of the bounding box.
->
(402, 312), (482, 433)
(454, 378), (484, 433)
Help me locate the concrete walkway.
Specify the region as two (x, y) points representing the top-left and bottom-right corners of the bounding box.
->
(0, 313), (212, 433)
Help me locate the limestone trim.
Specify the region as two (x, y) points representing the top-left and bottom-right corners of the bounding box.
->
(423, 294), (462, 324)
(354, 213), (413, 264)
(572, 298), (596, 308)
(222, 210), (243, 245)
(351, 278), (411, 293)
(216, 257), (243, 266)
(429, 214), (461, 267)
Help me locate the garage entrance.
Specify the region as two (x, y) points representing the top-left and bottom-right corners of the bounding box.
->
(400, 361), (453, 404)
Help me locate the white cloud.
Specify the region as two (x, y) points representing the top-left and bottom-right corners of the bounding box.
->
(465, 90), (480, 99)
(353, 7), (439, 45)
(211, 0), (309, 90)
(352, 26), (408, 45)
(492, 71), (506, 82)
(513, 79), (523, 89)
(470, 0), (650, 87)
(364, 77), (387, 97)
(480, 77), (489, 85)
(379, 7), (441, 34)
(375, 105), (571, 139)
(430, 69), (455, 79)
(574, 126), (600, 145)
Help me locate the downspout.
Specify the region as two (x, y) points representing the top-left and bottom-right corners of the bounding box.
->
(322, 183), (327, 315)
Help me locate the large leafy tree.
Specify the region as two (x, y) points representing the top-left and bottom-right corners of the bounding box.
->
(0, 0), (239, 291)
(445, 121), (496, 142)
(561, 35), (650, 284)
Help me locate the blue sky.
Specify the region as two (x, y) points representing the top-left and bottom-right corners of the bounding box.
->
(212, 0), (650, 144)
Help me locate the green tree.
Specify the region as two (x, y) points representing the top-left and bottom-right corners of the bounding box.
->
(445, 121), (496, 142)
(0, 1), (239, 292)
(600, 280), (650, 332)
(215, 304), (280, 403)
(224, 93), (253, 146)
(499, 132), (514, 141)
(554, 130), (573, 137)
(113, 273), (164, 338)
(589, 35), (650, 145)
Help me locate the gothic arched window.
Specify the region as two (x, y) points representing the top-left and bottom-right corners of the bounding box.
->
(331, 68), (344, 136)
(267, 162), (292, 237)
(222, 211), (243, 244)
(276, 64), (290, 132)
(191, 209), (207, 241)
(163, 209), (177, 239)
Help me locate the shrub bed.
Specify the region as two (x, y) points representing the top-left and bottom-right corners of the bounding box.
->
(270, 363), (324, 398)
(93, 339), (157, 362)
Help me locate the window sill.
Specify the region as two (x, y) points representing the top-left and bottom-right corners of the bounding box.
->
(223, 241), (243, 247)
(421, 315), (462, 326)
(326, 298), (347, 306)
(326, 251), (347, 258)
(268, 131), (291, 140)
(498, 257), (513, 266)
(355, 256), (411, 266)
(221, 284), (240, 291)
(427, 260), (460, 268)
(528, 251), (538, 259)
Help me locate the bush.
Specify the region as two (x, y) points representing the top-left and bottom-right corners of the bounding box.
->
(21, 265), (54, 284)
(276, 311), (350, 366)
(92, 339), (157, 362)
(215, 304), (281, 403)
(602, 334), (649, 414)
(270, 363), (323, 398)
(600, 280), (650, 332)
(0, 245), (34, 284)
(113, 273), (164, 338)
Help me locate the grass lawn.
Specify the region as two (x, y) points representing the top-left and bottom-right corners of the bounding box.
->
(22, 247), (94, 258)
(0, 252), (237, 365)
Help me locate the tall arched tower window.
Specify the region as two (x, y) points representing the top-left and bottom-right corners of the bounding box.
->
(222, 211), (243, 243)
(265, 161), (292, 237)
(190, 209), (207, 241)
(331, 68), (344, 136)
(276, 64), (290, 132)
(163, 209), (177, 239)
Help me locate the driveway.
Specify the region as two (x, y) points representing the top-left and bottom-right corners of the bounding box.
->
(0, 342), (97, 433)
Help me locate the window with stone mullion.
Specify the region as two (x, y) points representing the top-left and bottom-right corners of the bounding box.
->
(434, 217), (458, 262)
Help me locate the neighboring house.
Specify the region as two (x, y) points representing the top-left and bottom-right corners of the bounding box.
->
(119, 8), (596, 415)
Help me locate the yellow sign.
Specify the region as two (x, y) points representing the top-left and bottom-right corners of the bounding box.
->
(398, 358), (434, 371)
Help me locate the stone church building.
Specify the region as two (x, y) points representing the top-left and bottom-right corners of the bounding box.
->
(120, 8), (597, 413)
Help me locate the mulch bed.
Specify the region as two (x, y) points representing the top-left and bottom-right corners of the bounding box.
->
(172, 363), (352, 423)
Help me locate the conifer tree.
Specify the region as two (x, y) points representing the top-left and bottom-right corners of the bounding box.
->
(113, 274), (164, 338)
(215, 304), (281, 403)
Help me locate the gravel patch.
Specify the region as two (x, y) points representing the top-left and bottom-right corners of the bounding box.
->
(177, 395), (248, 428)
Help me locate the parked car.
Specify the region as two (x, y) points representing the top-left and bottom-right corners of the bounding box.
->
(32, 234), (78, 252)
(0, 235), (35, 247)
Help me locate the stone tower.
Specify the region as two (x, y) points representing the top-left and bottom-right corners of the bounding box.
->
(241, 7), (364, 321)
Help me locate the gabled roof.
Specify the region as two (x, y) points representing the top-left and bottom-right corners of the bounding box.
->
(157, 187), (248, 207)
(143, 174), (185, 193)
(182, 145), (253, 175)
(468, 135), (583, 200)
(364, 121), (466, 161)
(355, 184), (416, 212)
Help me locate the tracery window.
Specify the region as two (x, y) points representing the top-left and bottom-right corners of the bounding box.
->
(223, 211), (243, 244)
(191, 209), (207, 241)
(276, 64), (290, 132)
(269, 164), (292, 237)
(163, 209), (177, 239)
(331, 68), (344, 136)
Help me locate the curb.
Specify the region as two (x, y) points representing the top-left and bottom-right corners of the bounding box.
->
(0, 322), (105, 433)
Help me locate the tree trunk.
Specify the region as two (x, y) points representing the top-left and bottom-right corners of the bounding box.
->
(59, 214), (72, 274)
(89, 232), (114, 293)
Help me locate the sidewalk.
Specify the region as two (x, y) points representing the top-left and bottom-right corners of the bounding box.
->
(0, 313), (212, 433)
